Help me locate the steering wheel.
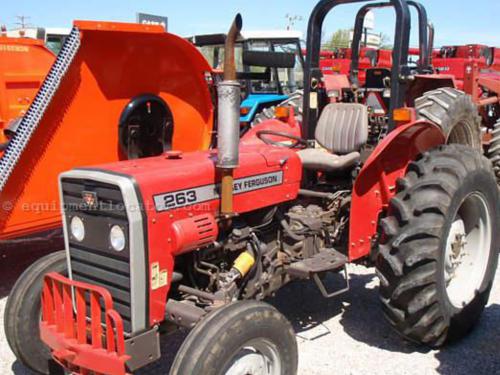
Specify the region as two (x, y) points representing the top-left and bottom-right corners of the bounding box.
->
(256, 130), (307, 149)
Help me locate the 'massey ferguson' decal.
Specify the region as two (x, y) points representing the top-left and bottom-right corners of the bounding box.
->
(154, 171), (284, 212)
(436, 66), (450, 72)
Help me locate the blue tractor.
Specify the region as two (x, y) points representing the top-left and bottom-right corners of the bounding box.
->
(189, 30), (304, 125)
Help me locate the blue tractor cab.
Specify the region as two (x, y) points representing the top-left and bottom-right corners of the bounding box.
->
(239, 93), (289, 123)
(189, 31), (304, 124)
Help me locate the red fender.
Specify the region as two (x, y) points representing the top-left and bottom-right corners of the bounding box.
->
(348, 121), (445, 261)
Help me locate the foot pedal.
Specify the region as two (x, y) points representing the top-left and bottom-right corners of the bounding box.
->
(287, 249), (349, 298)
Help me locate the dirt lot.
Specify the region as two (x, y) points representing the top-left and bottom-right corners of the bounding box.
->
(1, 247), (499, 375)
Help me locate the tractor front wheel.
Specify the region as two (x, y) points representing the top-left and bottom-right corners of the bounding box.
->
(376, 145), (499, 347)
(4, 250), (67, 374)
(169, 301), (298, 375)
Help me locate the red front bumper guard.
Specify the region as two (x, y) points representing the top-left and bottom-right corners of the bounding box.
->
(40, 272), (130, 375)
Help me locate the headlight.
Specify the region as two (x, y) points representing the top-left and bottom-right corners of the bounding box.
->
(109, 225), (126, 252)
(70, 216), (85, 242)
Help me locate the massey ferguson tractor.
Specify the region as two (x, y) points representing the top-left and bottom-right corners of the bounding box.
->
(5, 1), (499, 374)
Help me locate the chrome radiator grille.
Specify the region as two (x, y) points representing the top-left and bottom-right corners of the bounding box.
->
(61, 177), (133, 332)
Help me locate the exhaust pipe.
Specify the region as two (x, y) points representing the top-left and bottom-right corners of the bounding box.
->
(217, 14), (242, 216)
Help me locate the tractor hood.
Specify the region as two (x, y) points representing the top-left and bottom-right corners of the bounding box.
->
(89, 145), (302, 216)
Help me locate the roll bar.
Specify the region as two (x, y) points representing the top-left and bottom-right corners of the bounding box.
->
(350, 0), (430, 86)
(303, 0), (411, 139)
(407, 0), (431, 69)
(427, 22), (435, 65)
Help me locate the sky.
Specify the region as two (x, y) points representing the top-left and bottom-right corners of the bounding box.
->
(1, 0), (499, 47)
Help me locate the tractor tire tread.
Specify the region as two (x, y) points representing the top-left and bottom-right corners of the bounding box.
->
(376, 144), (498, 347)
(416, 88), (482, 150)
(170, 301), (298, 375)
(488, 119), (500, 184)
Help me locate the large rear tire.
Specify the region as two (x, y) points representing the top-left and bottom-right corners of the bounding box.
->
(4, 251), (67, 374)
(376, 145), (499, 347)
(487, 119), (500, 184)
(170, 301), (298, 375)
(416, 88), (482, 150)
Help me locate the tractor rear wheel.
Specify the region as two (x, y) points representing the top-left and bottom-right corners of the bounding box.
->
(487, 118), (500, 184)
(4, 250), (67, 374)
(170, 301), (298, 375)
(416, 88), (482, 150)
(376, 145), (499, 347)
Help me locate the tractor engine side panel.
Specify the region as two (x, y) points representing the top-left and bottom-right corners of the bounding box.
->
(100, 146), (302, 326)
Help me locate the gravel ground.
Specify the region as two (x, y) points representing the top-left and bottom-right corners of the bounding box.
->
(1, 248), (499, 375)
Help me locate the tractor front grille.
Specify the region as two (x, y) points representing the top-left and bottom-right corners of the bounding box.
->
(61, 177), (135, 332)
(69, 247), (132, 331)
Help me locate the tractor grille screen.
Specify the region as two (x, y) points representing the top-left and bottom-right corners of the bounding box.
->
(61, 178), (133, 332)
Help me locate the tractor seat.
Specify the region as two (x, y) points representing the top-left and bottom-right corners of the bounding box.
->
(298, 103), (368, 172)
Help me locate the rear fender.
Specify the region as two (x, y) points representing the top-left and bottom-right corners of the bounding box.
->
(348, 120), (445, 261)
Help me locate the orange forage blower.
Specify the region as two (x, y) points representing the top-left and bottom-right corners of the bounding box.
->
(0, 37), (55, 144)
(0, 21), (215, 241)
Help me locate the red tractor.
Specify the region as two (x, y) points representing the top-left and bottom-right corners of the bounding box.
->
(5, 1), (499, 375)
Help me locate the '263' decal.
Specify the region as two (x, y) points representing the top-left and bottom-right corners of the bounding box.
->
(162, 190), (198, 210)
(153, 171), (284, 212)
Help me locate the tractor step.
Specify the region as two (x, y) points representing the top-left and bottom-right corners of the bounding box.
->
(287, 249), (347, 279)
(287, 249), (350, 298)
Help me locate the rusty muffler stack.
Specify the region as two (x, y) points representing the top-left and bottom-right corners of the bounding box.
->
(217, 14), (242, 216)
